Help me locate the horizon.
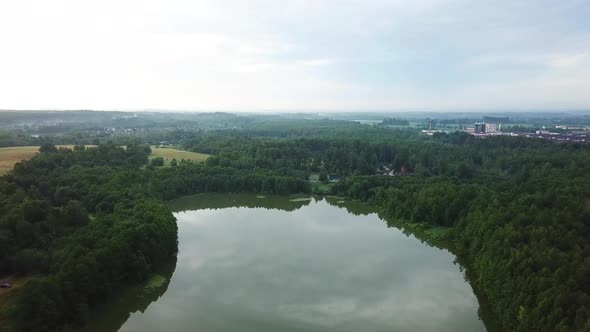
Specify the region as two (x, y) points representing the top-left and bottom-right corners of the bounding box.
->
(1, 108), (590, 114)
(2, 109), (590, 121)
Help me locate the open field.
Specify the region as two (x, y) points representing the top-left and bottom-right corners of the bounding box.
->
(0, 146), (42, 175)
(0, 145), (93, 175)
(150, 146), (210, 165)
(0, 145), (209, 175)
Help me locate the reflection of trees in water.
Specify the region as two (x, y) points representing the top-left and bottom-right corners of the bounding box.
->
(326, 197), (501, 331)
(91, 195), (499, 332)
(359, 206), (503, 332)
(324, 197), (378, 216)
(168, 193), (312, 212)
(84, 255), (177, 332)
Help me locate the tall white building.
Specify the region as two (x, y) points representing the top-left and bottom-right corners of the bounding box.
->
(485, 123), (497, 133)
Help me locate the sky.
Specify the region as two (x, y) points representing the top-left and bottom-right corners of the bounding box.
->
(1, 0), (589, 112)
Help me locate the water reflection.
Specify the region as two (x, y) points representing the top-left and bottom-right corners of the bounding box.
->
(168, 193), (313, 212)
(324, 196), (379, 216)
(84, 256), (177, 332)
(87, 195), (487, 332)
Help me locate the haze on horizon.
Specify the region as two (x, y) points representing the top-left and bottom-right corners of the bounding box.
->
(1, 0), (589, 112)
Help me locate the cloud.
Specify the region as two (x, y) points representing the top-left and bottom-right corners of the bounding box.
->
(0, 0), (589, 110)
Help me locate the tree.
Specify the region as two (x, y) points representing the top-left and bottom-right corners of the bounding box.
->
(39, 144), (58, 153)
(14, 249), (48, 274)
(22, 200), (49, 223)
(150, 157), (164, 167)
(17, 278), (64, 332)
(62, 200), (89, 226)
(54, 186), (76, 206)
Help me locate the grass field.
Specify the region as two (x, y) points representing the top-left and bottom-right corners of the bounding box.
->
(149, 146), (210, 165)
(0, 145), (94, 175)
(0, 146), (42, 175)
(0, 145), (210, 175)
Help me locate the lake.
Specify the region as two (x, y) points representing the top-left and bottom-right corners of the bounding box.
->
(86, 194), (487, 332)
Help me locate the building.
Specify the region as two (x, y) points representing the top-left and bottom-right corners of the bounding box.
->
(421, 129), (444, 136)
(473, 122), (499, 134)
(556, 125), (587, 130)
(474, 122), (486, 134)
(485, 123), (497, 133)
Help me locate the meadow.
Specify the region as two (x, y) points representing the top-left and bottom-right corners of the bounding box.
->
(0, 146), (45, 175)
(0, 146), (209, 174)
(149, 146), (210, 165)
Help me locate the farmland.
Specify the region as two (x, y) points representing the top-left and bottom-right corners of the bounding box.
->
(0, 145), (95, 175)
(149, 146), (210, 165)
(0, 146), (209, 174)
(0, 146), (44, 175)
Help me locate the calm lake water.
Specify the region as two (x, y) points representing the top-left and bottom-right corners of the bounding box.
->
(86, 194), (487, 332)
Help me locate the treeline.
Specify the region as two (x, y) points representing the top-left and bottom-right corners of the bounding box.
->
(182, 131), (572, 181)
(332, 133), (590, 331)
(180, 130), (590, 330)
(0, 144), (177, 331)
(183, 135), (421, 176)
(152, 163), (310, 199)
(0, 143), (309, 331)
(2, 123), (590, 331)
(381, 117), (410, 126)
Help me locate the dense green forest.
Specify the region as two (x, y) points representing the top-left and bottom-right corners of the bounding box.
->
(381, 117), (410, 126)
(0, 145), (177, 331)
(330, 134), (590, 331)
(1, 115), (589, 331)
(0, 143), (309, 331)
(177, 130), (590, 331)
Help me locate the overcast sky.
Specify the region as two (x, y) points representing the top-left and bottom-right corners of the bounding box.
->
(1, 0), (589, 111)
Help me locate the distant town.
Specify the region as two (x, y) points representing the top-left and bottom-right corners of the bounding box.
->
(1, 111), (590, 147)
(419, 118), (590, 143)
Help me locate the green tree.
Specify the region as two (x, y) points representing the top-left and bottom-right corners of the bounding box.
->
(62, 200), (89, 226)
(17, 278), (64, 332)
(150, 157), (165, 167)
(39, 144), (58, 153)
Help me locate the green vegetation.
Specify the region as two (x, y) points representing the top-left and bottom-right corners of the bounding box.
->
(0, 145), (207, 174)
(381, 117), (410, 126)
(0, 143), (308, 331)
(330, 133), (590, 331)
(144, 274), (167, 289)
(0, 144), (179, 331)
(0, 112), (589, 331)
(149, 146), (209, 165)
(0, 146), (41, 175)
(179, 129), (590, 331)
(0, 145), (92, 175)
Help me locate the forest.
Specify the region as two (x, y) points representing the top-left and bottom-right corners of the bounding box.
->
(0, 116), (589, 331)
(0, 143), (308, 331)
(160, 128), (590, 331)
